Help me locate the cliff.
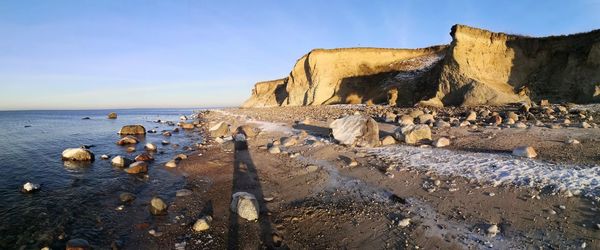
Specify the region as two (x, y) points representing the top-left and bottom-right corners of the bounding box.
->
(242, 24), (600, 108)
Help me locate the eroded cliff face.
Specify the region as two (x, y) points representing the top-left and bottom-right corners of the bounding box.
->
(434, 25), (600, 106)
(242, 25), (600, 108)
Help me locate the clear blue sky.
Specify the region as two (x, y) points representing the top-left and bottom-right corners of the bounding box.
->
(1, 0), (599, 110)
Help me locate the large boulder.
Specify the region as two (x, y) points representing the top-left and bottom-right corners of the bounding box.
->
(394, 124), (432, 144)
(62, 148), (94, 161)
(329, 115), (380, 147)
(118, 125), (146, 135)
(230, 192), (259, 221)
(209, 122), (230, 138)
(107, 112), (117, 119)
(124, 161), (148, 174)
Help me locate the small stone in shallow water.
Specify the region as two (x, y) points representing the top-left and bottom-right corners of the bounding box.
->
(22, 182), (40, 193)
(101, 154), (109, 160)
(149, 197), (168, 215)
(559, 205), (566, 210)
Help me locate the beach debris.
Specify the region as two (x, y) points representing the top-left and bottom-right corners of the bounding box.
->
(116, 135), (139, 145)
(111, 155), (132, 168)
(61, 148), (95, 161)
(119, 192), (136, 203)
(193, 215), (213, 232)
(209, 121), (230, 138)
(66, 238), (90, 250)
(118, 125), (146, 135)
(21, 182), (40, 193)
(432, 137), (450, 148)
(329, 115), (380, 147)
(124, 161), (148, 174)
(512, 146), (537, 158)
(107, 112), (117, 119)
(394, 124), (432, 144)
(231, 192), (259, 221)
(149, 196), (168, 215)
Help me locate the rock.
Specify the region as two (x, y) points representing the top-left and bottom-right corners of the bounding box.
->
(118, 125), (146, 135)
(512, 146), (537, 158)
(306, 165), (319, 172)
(380, 135), (397, 145)
(145, 143), (157, 151)
(581, 122), (592, 128)
(116, 136), (139, 145)
(22, 182), (40, 193)
(162, 131), (172, 136)
(268, 146), (281, 154)
(409, 110), (424, 118)
(165, 160), (177, 168)
(107, 112), (117, 119)
(180, 123), (195, 129)
(384, 112), (397, 123)
(487, 224), (499, 236)
(149, 197), (168, 215)
(329, 115), (380, 147)
(566, 139), (580, 145)
(487, 115), (502, 125)
(505, 118), (515, 125)
(236, 125), (259, 138)
(432, 137), (450, 148)
(161, 140), (170, 145)
(540, 99), (550, 106)
(465, 111), (477, 121)
(82, 117), (90, 120)
(507, 111), (519, 121)
(179, 115), (188, 120)
(209, 122), (230, 138)
(519, 103), (531, 113)
(134, 152), (154, 162)
(66, 238), (90, 250)
(434, 120), (451, 128)
(111, 156), (132, 168)
(176, 189), (193, 197)
(101, 154), (109, 160)
(231, 192), (259, 221)
(281, 137), (297, 147)
(398, 115), (414, 127)
(193, 216), (212, 232)
(119, 192), (136, 203)
(175, 154), (188, 160)
(398, 218), (411, 227)
(124, 161), (148, 174)
(394, 124), (432, 144)
(417, 114), (434, 124)
(61, 148), (94, 161)
(514, 122), (527, 128)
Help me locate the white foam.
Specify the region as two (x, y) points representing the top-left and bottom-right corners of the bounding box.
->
(366, 146), (600, 196)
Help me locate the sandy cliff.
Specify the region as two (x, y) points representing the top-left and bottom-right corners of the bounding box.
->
(243, 25), (600, 107)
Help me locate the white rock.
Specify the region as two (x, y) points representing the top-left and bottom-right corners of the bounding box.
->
(22, 182), (40, 193)
(432, 137), (450, 148)
(101, 154), (109, 160)
(566, 139), (580, 145)
(268, 146), (281, 154)
(231, 192), (259, 221)
(329, 115), (380, 147)
(193, 216), (212, 232)
(176, 189), (193, 197)
(165, 160), (177, 168)
(581, 122), (592, 128)
(512, 146), (537, 158)
(145, 143), (157, 151)
(487, 224), (499, 236)
(61, 148), (94, 161)
(398, 218), (411, 227)
(111, 155), (131, 168)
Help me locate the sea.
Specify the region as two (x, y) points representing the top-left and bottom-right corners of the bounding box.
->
(0, 109), (204, 249)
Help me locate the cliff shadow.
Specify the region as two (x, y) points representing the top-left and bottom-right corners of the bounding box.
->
(333, 71), (399, 105)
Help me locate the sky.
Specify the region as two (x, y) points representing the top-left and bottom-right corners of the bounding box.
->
(1, 0), (600, 110)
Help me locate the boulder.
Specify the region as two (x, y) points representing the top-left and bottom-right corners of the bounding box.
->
(175, 154), (188, 160)
(394, 124), (432, 144)
(209, 122), (230, 138)
(111, 156), (132, 168)
(145, 143), (157, 151)
(149, 197), (168, 215)
(118, 125), (146, 135)
(62, 148), (94, 162)
(107, 112), (117, 119)
(417, 114), (434, 124)
(230, 192), (259, 221)
(134, 152), (154, 162)
(116, 136), (139, 145)
(432, 137), (450, 148)
(329, 115), (380, 147)
(66, 238), (90, 250)
(512, 146), (537, 158)
(124, 161), (148, 174)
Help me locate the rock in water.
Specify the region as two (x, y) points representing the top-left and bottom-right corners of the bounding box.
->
(124, 161), (148, 174)
(107, 112), (117, 119)
(134, 152), (154, 162)
(22, 182), (40, 193)
(116, 136), (139, 145)
(432, 137), (450, 148)
(209, 121), (230, 138)
(193, 216), (212, 232)
(231, 192), (259, 221)
(329, 115), (380, 147)
(145, 143), (157, 151)
(66, 238), (90, 250)
(111, 155), (132, 168)
(180, 123), (195, 129)
(118, 125), (146, 135)
(394, 124), (432, 144)
(119, 192), (136, 203)
(165, 160), (177, 168)
(512, 146), (537, 158)
(149, 197), (168, 215)
(62, 148), (95, 161)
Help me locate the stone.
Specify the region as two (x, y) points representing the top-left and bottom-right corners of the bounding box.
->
(514, 122), (527, 128)
(465, 111), (477, 121)
(175, 154), (188, 160)
(193, 216), (212, 232)
(487, 115), (502, 125)
(236, 125), (259, 138)
(388, 88), (398, 106)
(116, 136), (139, 145)
(268, 146), (281, 154)
(165, 160), (177, 168)
(134, 152), (154, 162)
(329, 115), (380, 147)
(149, 197), (168, 215)
(398, 218), (411, 228)
(145, 143), (157, 151)
(100, 154), (109, 160)
(540, 99), (550, 106)
(394, 124), (432, 144)
(209, 122), (230, 138)
(417, 114), (434, 124)
(566, 139), (580, 145)
(581, 122), (592, 128)
(380, 135), (397, 145)
(62, 148), (94, 161)
(384, 112), (397, 123)
(161, 140), (170, 145)
(66, 238), (90, 250)
(512, 146), (537, 158)
(107, 112), (118, 119)
(306, 165), (319, 172)
(281, 137), (297, 147)
(432, 137), (450, 148)
(507, 111), (519, 121)
(398, 115), (414, 127)
(519, 103), (531, 113)
(505, 118), (515, 125)
(124, 161), (148, 174)
(180, 123), (195, 129)
(434, 120), (451, 128)
(176, 189), (193, 197)
(487, 224), (499, 237)
(231, 192), (259, 221)
(119, 192), (136, 203)
(118, 125), (146, 135)
(22, 182), (40, 193)
(162, 131), (172, 136)
(409, 110), (424, 118)
(111, 156), (132, 168)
